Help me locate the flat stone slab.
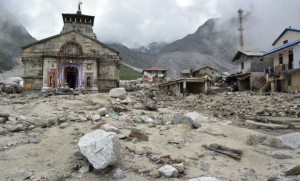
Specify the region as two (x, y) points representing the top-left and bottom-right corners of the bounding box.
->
(262, 116), (300, 123)
(245, 120), (289, 130)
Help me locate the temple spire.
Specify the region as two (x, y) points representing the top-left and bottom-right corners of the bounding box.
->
(77, 1), (82, 14)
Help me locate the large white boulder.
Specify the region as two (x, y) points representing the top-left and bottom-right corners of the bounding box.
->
(263, 132), (300, 149)
(158, 165), (178, 178)
(109, 88), (127, 99)
(78, 130), (121, 170)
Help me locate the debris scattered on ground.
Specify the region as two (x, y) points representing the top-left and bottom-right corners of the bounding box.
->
(0, 87), (299, 180)
(203, 144), (243, 161)
(285, 165), (300, 176)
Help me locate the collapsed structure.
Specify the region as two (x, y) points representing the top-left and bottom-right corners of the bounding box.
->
(21, 3), (121, 93)
(232, 51), (272, 91)
(159, 66), (219, 95)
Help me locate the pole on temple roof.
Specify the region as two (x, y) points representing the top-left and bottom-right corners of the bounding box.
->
(77, 1), (82, 14)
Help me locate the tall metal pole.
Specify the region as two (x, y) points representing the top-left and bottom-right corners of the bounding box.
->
(238, 8), (244, 50)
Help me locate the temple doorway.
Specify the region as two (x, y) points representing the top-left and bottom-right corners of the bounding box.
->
(64, 66), (78, 89)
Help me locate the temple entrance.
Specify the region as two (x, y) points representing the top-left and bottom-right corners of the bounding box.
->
(64, 66), (78, 89)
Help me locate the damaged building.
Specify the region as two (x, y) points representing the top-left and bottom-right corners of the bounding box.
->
(21, 4), (121, 93)
(263, 28), (300, 92)
(232, 50), (272, 91)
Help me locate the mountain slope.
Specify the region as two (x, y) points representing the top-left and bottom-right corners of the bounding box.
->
(0, 2), (35, 72)
(154, 52), (235, 77)
(107, 43), (158, 69)
(160, 18), (239, 62)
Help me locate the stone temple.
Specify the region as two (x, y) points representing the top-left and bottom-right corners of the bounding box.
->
(21, 3), (121, 93)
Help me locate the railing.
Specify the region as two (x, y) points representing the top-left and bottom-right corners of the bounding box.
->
(266, 63), (295, 77)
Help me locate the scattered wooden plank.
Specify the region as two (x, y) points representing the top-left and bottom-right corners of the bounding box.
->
(286, 165), (300, 176)
(203, 144), (243, 161)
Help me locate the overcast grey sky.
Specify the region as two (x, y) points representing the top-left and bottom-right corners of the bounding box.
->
(2, 0), (300, 49)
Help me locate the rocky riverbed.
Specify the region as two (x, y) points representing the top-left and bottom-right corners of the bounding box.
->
(0, 88), (299, 181)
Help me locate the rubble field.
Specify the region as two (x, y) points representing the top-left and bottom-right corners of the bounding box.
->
(0, 89), (299, 181)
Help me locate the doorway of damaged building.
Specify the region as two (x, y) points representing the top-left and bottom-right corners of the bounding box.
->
(64, 66), (78, 89)
(238, 73), (250, 91)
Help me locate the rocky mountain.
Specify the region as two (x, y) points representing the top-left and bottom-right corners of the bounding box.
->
(111, 18), (239, 77)
(0, 2), (35, 72)
(133, 42), (167, 54)
(160, 18), (239, 63)
(107, 43), (158, 69)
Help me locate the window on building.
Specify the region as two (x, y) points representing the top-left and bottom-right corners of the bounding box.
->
(283, 40), (288, 44)
(287, 74), (292, 86)
(279, 54), (283, 64)
(241, 62), (244, 70)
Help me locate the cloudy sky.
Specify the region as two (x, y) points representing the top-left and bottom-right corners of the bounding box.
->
(2, 0), (300, 49)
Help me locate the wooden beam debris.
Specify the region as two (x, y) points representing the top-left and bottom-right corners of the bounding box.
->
(202, 144), (243, 161)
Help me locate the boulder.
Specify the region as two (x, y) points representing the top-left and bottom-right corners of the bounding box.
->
(144, 99), (158, 111)
(286, 165), (300, 176)
(0, 117), (6, 124)
(173, 112), (211, 128)
(59, 122), (71, 129)
(78, 130), (121, 170)
(271, 151), (293, 159)
(0, 113), (10, 119)
(3, 84), (14, 94)
(111, 168), (127, 179)
(121, 97), (132, 104)
(90, 114), (101, 122)
(0, 127), (6, 135)
(172, 163), (184, 173)
(17, 115), (27, 122)
(118, 114), (131, 122)
(158, 165), (178, 178)
(98, 107), (108, 116)
(141, 116), (154, 123)
(173, 114), (193, 128)
(100, 124), (121, 134)
(7, 124), (24, 132)
(10, 168), (33, 180)
(189, 177), (220, 181)
(267, 175), (291, 181)
(109, 88), (127, 99)
(128, 128), (149, 141)
(184, 112), (209, 126)
(112, 105), (128, 112)
(263, 132), (300, 149)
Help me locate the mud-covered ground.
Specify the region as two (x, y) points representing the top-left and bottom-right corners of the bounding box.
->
(0, 90), (299, 181)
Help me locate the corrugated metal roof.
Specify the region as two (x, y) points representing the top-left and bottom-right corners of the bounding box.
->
(240, 50), (265, 56)
(272, 28), (300, 46)
(180, 69), (191, 74)
(232, 50), (264, 62)
(192, 66), (219, 73)
(263, 39), (300, 57)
